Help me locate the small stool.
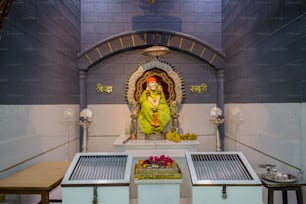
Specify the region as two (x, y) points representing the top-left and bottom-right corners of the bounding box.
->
(260, 178), (306, 204)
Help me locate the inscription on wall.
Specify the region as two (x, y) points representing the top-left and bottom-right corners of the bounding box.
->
(190, 83), (208, 94)
(96, 83), (113, 94)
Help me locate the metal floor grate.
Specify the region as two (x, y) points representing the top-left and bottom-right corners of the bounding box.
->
(191, 153), (252, 181)
(69, 155), (128, 181)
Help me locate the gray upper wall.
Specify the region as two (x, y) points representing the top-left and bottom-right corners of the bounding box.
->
(81, 0), (222, 51)
(222, 0), (306, 103)
(80, 0), (223, 104)
(0, 0), (80, 104)
(1, 0), (305, 104)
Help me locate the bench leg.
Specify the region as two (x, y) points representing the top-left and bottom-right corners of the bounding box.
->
(296, 188), (303, 204)
(268, 189), (274, 204)
(41, 192), (49, 204)
(282, 190), (288, 204)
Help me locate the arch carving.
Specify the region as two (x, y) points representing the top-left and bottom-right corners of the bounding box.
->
(126, 57), (184, 106)
(78, 30), (224, 70)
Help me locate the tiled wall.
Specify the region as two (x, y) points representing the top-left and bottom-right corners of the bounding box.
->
(0, 1), (80, 104)
(0, 1), (81, 200)
(222, 0), (306, 102)
(0, 105), (80, 176)
(222, 1), (306, 203)
(81, 0), (222, 50)
(0, 104), (80, 204)
(224, 103), (306, 203)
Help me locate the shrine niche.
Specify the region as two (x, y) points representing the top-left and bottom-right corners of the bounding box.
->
(126, 57), (184, 140)
(78, 29), (225, 149)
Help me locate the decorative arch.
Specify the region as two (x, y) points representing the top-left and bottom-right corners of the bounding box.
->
(78, 29), (225, 70)
(78, 29), (226, 150)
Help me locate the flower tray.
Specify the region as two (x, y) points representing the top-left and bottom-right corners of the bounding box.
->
(134, 163), (182, 180)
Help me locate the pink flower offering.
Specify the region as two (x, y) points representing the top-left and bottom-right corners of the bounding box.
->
(139, 155), (176, 168)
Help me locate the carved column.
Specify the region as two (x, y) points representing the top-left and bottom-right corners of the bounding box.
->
(79, 70), (88, 151)
(216, 68), (224, 151)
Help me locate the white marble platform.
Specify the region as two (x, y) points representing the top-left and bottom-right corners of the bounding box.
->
(113, 135), (199, 200)
(113, 135), (199, 158)
(135, 179), (183, 204)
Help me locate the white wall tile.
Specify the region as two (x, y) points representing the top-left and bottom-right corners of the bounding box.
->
(0, 105), (80, 175)
(225, 103), (306, 204)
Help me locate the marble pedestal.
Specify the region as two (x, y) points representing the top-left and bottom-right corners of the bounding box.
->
(113, 135), (199, 158)
(134, 179), (182, 204)
(113, 135), (199, 200)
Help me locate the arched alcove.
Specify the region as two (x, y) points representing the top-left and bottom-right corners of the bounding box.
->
(78, 29), (225, 150)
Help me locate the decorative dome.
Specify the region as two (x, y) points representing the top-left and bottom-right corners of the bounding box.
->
(210, 107), (222, 118)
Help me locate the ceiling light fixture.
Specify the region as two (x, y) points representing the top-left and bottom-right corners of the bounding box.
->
(142, 45), (170, 57)
(147, 0), (156, 4)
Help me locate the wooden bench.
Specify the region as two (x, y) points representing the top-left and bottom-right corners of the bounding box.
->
(0, 161), (70, 204)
